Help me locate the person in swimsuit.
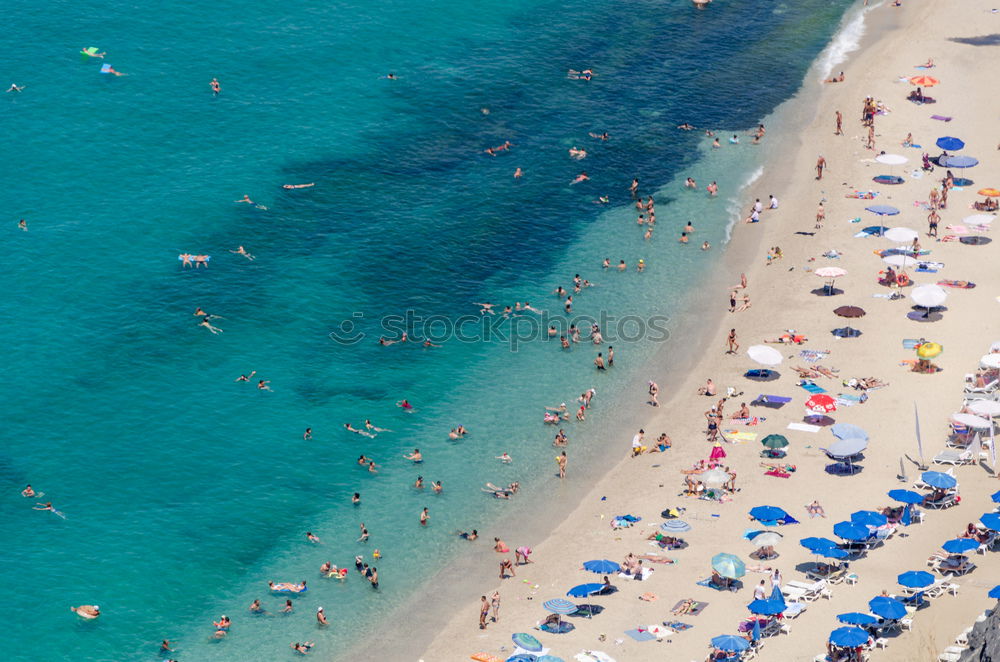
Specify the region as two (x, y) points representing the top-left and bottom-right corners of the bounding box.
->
(283, 183), (315, 189)
(210, 78), (221, 95)
(420, 507), (430, 525)
(404, 448), (423, 462)
(230, 246), (255, 260)
(458, 529), (478, 540)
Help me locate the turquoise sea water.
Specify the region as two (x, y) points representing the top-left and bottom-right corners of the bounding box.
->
(2, 1), (854, 659)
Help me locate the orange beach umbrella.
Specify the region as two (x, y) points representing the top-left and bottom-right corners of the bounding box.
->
(977, 188), (1000, 197)
(909, 75), (939, 86)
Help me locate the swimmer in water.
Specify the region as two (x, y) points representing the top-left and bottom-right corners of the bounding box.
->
(235, 370), (257, 382)
(230, 245), (255, 260)
(283, 183), (315, 189)
(594, 196), (609, 204)
(18, 219), (27, 231)
(383, 73), (397, 79)
(396, 399), (414, 412)
(344, 423), (375, 437)
(676, 123), (695, 131)
(257, 380), (272, 391)
(34, 502), (65, 518)
(306, 532), (321, 543)
(571, 172), (590, 184)
(82, 48), (106, 58)
(702, 241), (711, 251)
(235, 195), (254, 204)
(474, 302), (496, 315)
(420, 507), (430, 525)
(431, 480), (442, 493)
(70, 605), (100, 619)
(414, 476), (424, 489)
(291, 642), (314, 655)
(6, 84), (25, 92)
(303, 428), (312, 440)
(589, 132), (609, 141)
(496, 452), (512, 463)
(514, 167), (523, 179)
(404, 448), (423, 462)
(21, 484), (35, 497)
(458, 529), (478, 540)
(210, 78), (221, 95)
(199, 317), (223, 334)
(423, 340), (441, 348)
(364, 419), (391, 433)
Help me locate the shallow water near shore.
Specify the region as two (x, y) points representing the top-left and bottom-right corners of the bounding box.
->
(1, 1), (854, 660)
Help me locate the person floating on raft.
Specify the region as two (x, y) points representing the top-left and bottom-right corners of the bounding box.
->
(269, 580), (307, 593)
(81, 47), (105, 58)
(100, 63), (126, 76)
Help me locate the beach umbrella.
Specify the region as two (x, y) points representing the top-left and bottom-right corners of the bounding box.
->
(761, 434), (789, 449)
(884, 227), (919, 243)
(749, 505), (788, 523)
(989, 586), (1000, 600)
(751, 618), (761, 642)
(815, 267), (847, 279)
(977, 188), (1000, 197)
(507, 655), (537, 662)
(992, 490), (1000, 504)
(816, 546), (850, 560)
(940, 155), (978, 168)
(876, 154), (908, 166)
(862, 225), (889, 236)
(888, 489), (925, 504)
(747, 598), (785, 616)
(911, 284), (948, 309)
(536, 657), (564, 662)
(883, 254), (918, 268)
(851, 510), (888, 528)
(969, 400), (1000, 417)
(582, 559), (620, 574)
(805, 414), (836, 426)
(567, 583), (603, 598)
(916, 342), (943, 359)
(512, 633), (543, 653)
(800, 536), (841, 552)
(832, 423), (868, 440)
(471, 654), (504, 662)
(542, 599), (578, 615)
(833, 521), (870, 541)
(897, 570), (935, 588)
(965, 214), (996, 226)
(701, 468), (730, 487)
(829, 627), (871, 647)
(711, 553), (746, 579)
(921, 470), (957, 489)
(711, 635), (750, 653)
(909, 75), (939, 86)
(660, 520), (692, 533)
(834, 305), (866, 319)
(936, 137), (965, 151)
(828, 438), (868, 457)
(747, 345), (783, 367)
(838, 612), (878, 626)
(982, 354), (1000, 370)
(942, 538), (979, 554)
(952, 412), (992, 429)
(868, 596), (907, 620)
(866, 204), (900, 216)
(806, 394), (837, 413)
(980, 513), (1000, 531)
(747, 530), (783, 547)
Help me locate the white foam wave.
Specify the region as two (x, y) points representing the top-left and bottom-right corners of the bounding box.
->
(723, 165), (765, 243)
(815, 3), (873, 82)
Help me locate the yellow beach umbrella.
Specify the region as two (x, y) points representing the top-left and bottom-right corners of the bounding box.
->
(977, 188), (1000, 197)
(909, 75), (939, 86)
(916, 342), (942, 359)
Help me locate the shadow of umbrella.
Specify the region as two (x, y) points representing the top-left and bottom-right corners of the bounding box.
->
(745, 369), (781, 381)
(811, 287), (844, 297)
(805, 415), (836, 426)
(960, 236), (991, 245)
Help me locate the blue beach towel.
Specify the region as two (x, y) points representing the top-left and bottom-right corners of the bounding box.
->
(625, 629), (658, 642)
(798, 381), (827, 394)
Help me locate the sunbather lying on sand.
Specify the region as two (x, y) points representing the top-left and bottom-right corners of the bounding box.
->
(672, 598), (697, 615)
(845, 377), (888, 389)
(765, 332), (807, 344)
(637, 554), (676, 564)
(646, 532), (685, 548)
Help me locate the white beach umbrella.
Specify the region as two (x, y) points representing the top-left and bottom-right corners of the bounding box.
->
(910, 284), (948, 308)
(876, 154), (908, 166)
(883, 254), (918, 268)
(814, 267), (847, 278)
(963, 214), (995, 225)
(884, 227), (919, 243)
(968, 400), (1000, 418)
(747, 345), (783, 367)
(952, 413), (993, 429)
(982, 354), (1000, 369)
(701, 469), (730, 487)
(748, 530), (783, 548)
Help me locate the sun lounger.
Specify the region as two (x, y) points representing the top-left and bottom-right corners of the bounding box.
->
(785, 579), (831, 601)
(752, 394), (791, 408)
(939, 646), (967, 662)
(964, 378), (998, 394)
(925, 494), (959, 510)
(933, 449), (974, 465)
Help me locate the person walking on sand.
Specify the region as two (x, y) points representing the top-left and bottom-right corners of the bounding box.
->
(557, 451), (567, 478)
(727, 328), (739, 354)
(648, 381), (659, 406)
(490, 591), (501, 623)
(835, 110), (843, 135)
(479, 596), (490, 629)
(816, 155), (826, 180)
(815, 202), (826, 229)
(927, 208), (939, 237)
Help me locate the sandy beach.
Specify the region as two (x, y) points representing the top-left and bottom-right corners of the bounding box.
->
(416, 2), (1000, 661)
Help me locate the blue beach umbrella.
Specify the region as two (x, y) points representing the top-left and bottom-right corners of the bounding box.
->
(838, 612), (878, 626)
(851, 510), (888, 528)
(816, 546), (850, 560)
(566, 583), (603, 598)
(751, 618), (761, 642)
(542, 599), (578, 614)
(507, 655), (537, 662)
(800, 536), (840, 552)
(888, 489), (925, 505)
(711, 635), (750, 652)
(942, 538), (979, 554)
(749, 505), (787, 523)
(991, 490), (1000, 504)
(828, 438), (868, 457)
(866, 205), (900, 216)
(936, 136), (965, 151)
(660, 520), (692, 533)
(869, 596), (907, 620)
(582, 559), (620, 574)
(832, 423), (868, 440)
(989, 585), (1000, 600)
(833, 521), (871, 542)
(980, 513), (1000, 531)
(512, 633), (543, 652)
(897, 570), (935, 588)
(536, 657), (565, 662)
(921, 471), (957, 489)
(711, 553), (746, 579)
(747, 599), (785, 616)
(940, 155), (978, 168)
(830, 627), (870, 647)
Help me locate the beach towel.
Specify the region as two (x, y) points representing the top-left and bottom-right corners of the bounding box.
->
(799, 381), (827, 394)
(729, 416), (765, 426)
(787, 422), (821, 433)
(670, 600), (708, 616)
(752, 394), (791, 408)
(799, 349), (830, 363)
(639, 592), (658, 601)
(697, 577), (741, 592)
(938, 280), (975, 289)
(624, 629), (657, 642)
(835, 393), (863, 407)
(662, 621), (693, 631)
(722, 430), (757, 443)
(902, 339), (924, 349)
(619, 567), (654, 581)
(931, 115), (952, 122)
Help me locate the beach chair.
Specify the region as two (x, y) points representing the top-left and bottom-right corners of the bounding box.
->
(956, 627), (973, 646)
(964, 378), (998, 395)
(933, 449), (974, 465)
(900, 591), (926, 609)
(939, 646), (967, 662)
(780, 586), (807, 602)
(925, 494), (959, 510)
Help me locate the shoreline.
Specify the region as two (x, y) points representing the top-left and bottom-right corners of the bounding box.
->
(415, 1), (1000, 661)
